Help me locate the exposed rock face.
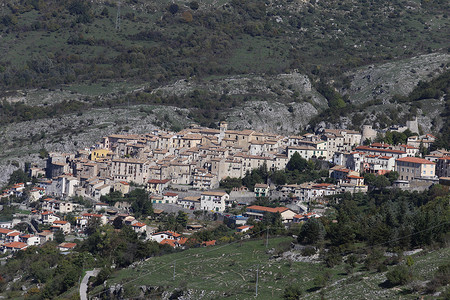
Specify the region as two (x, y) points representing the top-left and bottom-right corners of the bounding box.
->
(153, 71), (328, 109)
(0, 105), (188, 185)
(227, 100), (318, 135)
(344, 53), (449, 104)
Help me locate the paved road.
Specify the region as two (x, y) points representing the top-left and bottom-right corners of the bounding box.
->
(80, 269), (100, 300)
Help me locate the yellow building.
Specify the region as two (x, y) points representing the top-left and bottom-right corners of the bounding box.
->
(90, 149), (112, 161)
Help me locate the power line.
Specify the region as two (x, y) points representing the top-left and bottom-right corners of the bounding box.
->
(89, 221), (449, 298)
(90, 228), (269, 298)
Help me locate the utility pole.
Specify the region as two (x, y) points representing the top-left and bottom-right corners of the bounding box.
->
(115, 0), (121, 31)
(255, 264), (259, 297)
(173, 261), (176, 281)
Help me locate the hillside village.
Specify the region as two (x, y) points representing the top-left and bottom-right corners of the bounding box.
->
(0, 120), (449, 254)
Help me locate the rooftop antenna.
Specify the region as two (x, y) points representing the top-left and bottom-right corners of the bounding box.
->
(115, 0), (121, 31)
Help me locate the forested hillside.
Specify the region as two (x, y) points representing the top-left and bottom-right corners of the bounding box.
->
(0, 0), (449, 183)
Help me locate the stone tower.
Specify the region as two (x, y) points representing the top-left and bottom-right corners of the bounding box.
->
(219, 121), (228, 143)
(406, 117), (419, 134)
(361, 125), (377, 144)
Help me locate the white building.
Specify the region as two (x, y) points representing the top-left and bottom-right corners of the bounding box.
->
(200, 191), (231, 212)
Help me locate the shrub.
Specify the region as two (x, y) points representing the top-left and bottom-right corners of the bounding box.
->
(189, 1), (199, 10)
(386, 265), (412, 286)
(283, 285), (302, 300)
(301, 246), (316, 256)
(168, 4), (179, 14)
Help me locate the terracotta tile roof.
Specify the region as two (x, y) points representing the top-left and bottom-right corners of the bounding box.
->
(247, 205), (290, 213)
(163, 192), (178, 197)
(0, 228), (13, 234)
(7, 232), (20, 237)
(82, 213), (103, 218)
(312, 183), (333, 188)
(148, 179), (171, 184)
(132, 222), (146, 228)
(59, 242), (77, 249)
(152, 231), (181, 238)
(4, 242), (28, 249)
(53, 220), (68, 225)
(178, 237), (188, 245)
(160, 239), (177, 247)
(370, 143), (391, 148)
(201, 240), (216, 246)
(396, 157), (436, 164)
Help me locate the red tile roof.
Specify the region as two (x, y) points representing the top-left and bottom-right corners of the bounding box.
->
(160, 239), (177, 247)
(396, 157), (436, 164)
(370, 143), (391, 148)
(82, 213), (103, 218)
(163, 192), (178, 197)
(59, 242), (77, 249)
(246, 205), (290, 213)
(201, 240), (216, 246)
(4, 242), (28, 249)
(178, 237), (188, 245)
(347, 175), (364, 179)
(148, 179), (171, 184)
(53, 220), (68, 225)
(152, 230), (181, 238)
(0, 228), (13, 234)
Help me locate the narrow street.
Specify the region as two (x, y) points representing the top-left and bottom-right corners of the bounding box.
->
(80, 269), (100, 300)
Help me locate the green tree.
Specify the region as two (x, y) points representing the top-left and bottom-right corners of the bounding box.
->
(313, 270), (332, 289)
(219, 177), (242, 193)
(386, 265), (412, 286)
(128, 189), (152, 218)
(189, 1), (199, 10)
(8, 169), (29, 185)
(168, 3), (179, 14)
(176, 211), (188, 228)
(286, 152), (307, 172)
(385, 171), (399, 184)
(298, 218), (325, 245)
(283, 285), (302, 300)
(39, 148), (49, 159)
(271, 170), (287, 185)
(54, 230), (65, 244)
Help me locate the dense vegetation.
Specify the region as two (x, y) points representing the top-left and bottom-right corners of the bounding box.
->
(220, 153), (331, 192)
(310, 69), (450, 136)
(0, 0), (448, 129)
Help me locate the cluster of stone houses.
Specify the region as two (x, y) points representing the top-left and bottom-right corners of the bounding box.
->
(2, 122), (449, 253)
(0, 227), (48, 253)
(38, 124), (447, 201)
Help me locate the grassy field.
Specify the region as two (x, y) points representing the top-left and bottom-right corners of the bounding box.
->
(90, 237), (450, 299)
